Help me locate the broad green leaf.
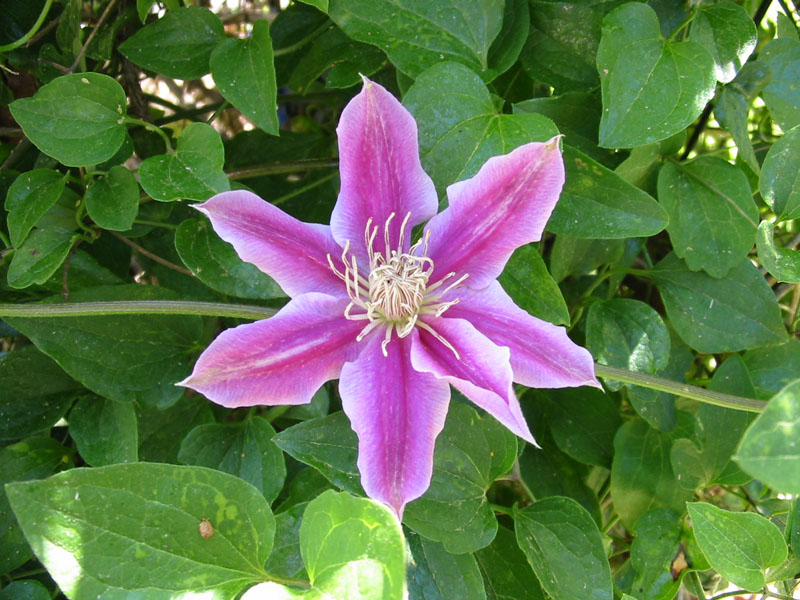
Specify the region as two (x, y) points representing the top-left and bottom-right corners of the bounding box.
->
(475, 525), (545, 600)
(537, 387), (621, 468)
(5, 169), (67, 247)
(520, 0), (602, 92)
(139, 122), (230, 201)
(210, 20), (279, 135)
(714, 85), (760, 174)
(689, 1), (756, 83)
(735, 379), (800, 494)
(651, 253), (786, 353)
(687, 502), (788, 591)
(69, 395), (138, 467)
(7, 463), (274, 599)
(178, 417), (287, 503)
(404, 402), (517, 554)
(404, 61), (558, 194)
(9, 73), (128, 166)
(56, 0), (81, 59)
(7, 227), (75, 289)
(515, 496), (612, 600)
(137, 396), (215, 463)
(760, 38), (800, 131)
(265, 502), (307, 581)
(759, 124), (800, 221)
(175, 218), (285, 300)
(296, 0), (328, 11)
(328, 0), (503, 80)
(407, 531), (486, 600)
(587, 298), (670, 391)
(273, 411), (363, 495)
(0, 581), (51, 600)
(629, 509), (682, 600)
(0, 437), (70, 573)
(757, 221), (800, 283)
(549, 235), (624, 283)
(657, 158), (757, 277)
(5, 285), (205, 407)
(547, 146), (669, 239)
(84, 165), (139, 231)
(744, 340), (800, 399)
(483, 0), (529, 82)
(245, 491), (406, 600)
(597, 3), (716, 148)
(119, 6), (224, 79)
(0, 345), (81, 441)
(498, 243), (569, 326)
(611, 417), (695, 528)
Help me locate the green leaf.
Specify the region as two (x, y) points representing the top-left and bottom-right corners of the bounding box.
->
(611, 417), (694, 528)
(520, 0), (602, 92)
(538, 387), (621, 468)
(406, 531), (486, 600)
(714, 85), (760, 174)
(587, 298), (670, 390)
(0, 581), (51, 600)
(549, 235), (624, 283)
(498, 243), (569, 326)
(119, 6), (225, 79)
(759, 124), (800, 221)
(137, 396), (215, 462)
(515, 496), (613, 600)
(265, 502), (307, 581)
(757, 221), (800, 283)
(547, 146), (669, 239)
(0, 345), (81, 441)
(7, 227), (75, 289)
(178, 417), (287, 503)
(273, 411), (363, 495)
(651, 253), (787, 353)
(744, 339), (800, 399)
(404, 402), (517, 554)
(69, 395), (138, 467)
(139, 122), (230, 202)
(328, 0), (503, 80)
(5, 285), (205, 407)
(4, 169), (67, 247)
(84, 165), (139, 231)
(210, 20), (279, 135)
(9, 73), (128, 167)
(629, 509), (682, 600)
(246, 490), (406, 600)
(0, 437), (70, 574)
(403, 61), (558, 194)
(597, 3), (716, 148)
(735, 379), (800, 494)
(657, 158), (757, 277)
(689, 1), (756, 83)
(6, 463), (274, 599)
(760, 37), (800, 131)
(475, 525), (545, 600)
(175, 218), (285, 299)
(687, 502), (788, 591)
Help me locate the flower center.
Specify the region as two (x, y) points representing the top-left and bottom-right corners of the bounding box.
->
(328, 212), (468, 358)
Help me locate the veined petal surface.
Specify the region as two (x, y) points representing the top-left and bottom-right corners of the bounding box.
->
(411, 316), (535, 444)
(423, 138), (565, 289)
(447, 281), (599, 389)
(179, 293), (362, 407)
(339, 332), (450, 517)
(196, 190), (344, 298)
(332, 78), (438, 263)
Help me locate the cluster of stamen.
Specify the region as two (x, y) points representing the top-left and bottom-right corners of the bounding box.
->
(328, 212), (468, 358)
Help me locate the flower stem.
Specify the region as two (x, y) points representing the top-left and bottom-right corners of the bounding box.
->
(0, 301), (276, 320)
(594, 364), (766, 412)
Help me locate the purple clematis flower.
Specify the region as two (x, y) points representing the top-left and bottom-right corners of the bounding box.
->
(178, 78), (598, 517)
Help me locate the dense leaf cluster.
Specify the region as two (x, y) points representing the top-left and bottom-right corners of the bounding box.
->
(0, 0), (799, 599)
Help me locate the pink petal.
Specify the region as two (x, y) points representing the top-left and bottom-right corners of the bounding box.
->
(332, 78), (438, 263)
(178, 293), (361, 407)
(339, 331), (450, 517)
(410, 316), (535, 444)
(423, 138), (565, 290)
(196, 190), (345, 298)
(447, 281), (600, 389)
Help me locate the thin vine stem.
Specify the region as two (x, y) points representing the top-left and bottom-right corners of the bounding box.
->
(227, 158), (339, 180)
(0, 0), (54, 52)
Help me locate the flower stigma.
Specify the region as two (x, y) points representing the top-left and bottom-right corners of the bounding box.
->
(328, 212), (468, 358)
